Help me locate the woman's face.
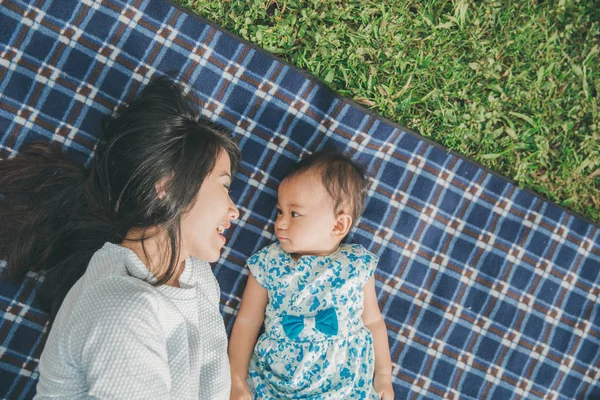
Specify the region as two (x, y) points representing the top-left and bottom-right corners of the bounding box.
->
(180, 151), (239, 262)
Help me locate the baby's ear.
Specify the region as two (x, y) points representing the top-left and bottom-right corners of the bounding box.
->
(332, 212), (353, 239)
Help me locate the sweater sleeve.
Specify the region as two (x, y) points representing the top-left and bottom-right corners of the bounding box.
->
(67, 278), (172, 399)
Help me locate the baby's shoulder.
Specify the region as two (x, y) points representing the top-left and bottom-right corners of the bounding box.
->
(246, 242), (289, 289)
(337, 243), (378, 261)
(247, 242), (282, 264)
(335, 244), (379, 285)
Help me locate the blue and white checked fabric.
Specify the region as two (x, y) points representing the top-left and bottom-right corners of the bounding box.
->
(0, 0), (599, 399)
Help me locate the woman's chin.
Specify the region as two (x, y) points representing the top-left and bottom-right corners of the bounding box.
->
(191, 247), (221, 263)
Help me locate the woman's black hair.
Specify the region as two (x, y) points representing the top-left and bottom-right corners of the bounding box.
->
(0, 77), (240, 318)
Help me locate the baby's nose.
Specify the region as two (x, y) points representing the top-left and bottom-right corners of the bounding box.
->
(275, 217), (287, 230)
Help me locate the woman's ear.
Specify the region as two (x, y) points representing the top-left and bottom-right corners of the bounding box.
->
(332, 212), (353, 239)
(155, 175), (171, 200)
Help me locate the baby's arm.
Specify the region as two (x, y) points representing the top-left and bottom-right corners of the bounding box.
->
(362, 276), (395, 400)
(228, 273), (268, 400)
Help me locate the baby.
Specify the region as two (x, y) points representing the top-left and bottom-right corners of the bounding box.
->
(229, 149), (394, 399)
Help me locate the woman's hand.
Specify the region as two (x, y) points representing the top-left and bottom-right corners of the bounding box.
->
(374, 373), (394, 400)
(230, 377), (252, 400)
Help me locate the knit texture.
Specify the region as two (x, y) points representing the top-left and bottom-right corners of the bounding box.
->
(35, 243), (230, 399)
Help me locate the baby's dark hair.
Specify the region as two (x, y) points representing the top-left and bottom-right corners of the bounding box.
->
(284, 149), (368, 229)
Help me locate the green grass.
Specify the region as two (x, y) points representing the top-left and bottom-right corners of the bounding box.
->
(178, 0), (600, 223)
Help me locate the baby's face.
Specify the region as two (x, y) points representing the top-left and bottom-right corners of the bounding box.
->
(275, 172), (340, 257)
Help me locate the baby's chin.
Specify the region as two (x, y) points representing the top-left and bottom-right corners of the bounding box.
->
(279, 240), (311, 257)
(279, 241), (339, 258)
(278, 240), (295, 254)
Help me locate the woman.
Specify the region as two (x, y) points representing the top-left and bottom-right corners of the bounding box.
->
(0, 78), (240, 399)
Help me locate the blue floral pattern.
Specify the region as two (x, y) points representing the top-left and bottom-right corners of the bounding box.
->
(247, 243), (379, 399)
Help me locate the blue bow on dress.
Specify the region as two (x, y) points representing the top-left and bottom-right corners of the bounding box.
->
(281, 307), (339, 340)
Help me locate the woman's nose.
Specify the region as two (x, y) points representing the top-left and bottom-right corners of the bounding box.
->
(228, 197), (240, 220)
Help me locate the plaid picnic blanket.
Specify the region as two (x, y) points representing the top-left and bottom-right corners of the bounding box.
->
(1, 0), (599, 399)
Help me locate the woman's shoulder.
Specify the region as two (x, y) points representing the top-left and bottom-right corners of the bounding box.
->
(45, 272), (167, 362)
(56, 243), (168, 330)
(55, 275), (173, 371)
(86, 273), (161, 304)
(67, 274), (164, 329)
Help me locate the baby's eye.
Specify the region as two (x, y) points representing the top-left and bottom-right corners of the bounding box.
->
(276, 208), (283, 215)
(291, 211), (300, 218)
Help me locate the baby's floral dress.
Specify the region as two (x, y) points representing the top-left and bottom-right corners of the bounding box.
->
(246, 242), (379, 399)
